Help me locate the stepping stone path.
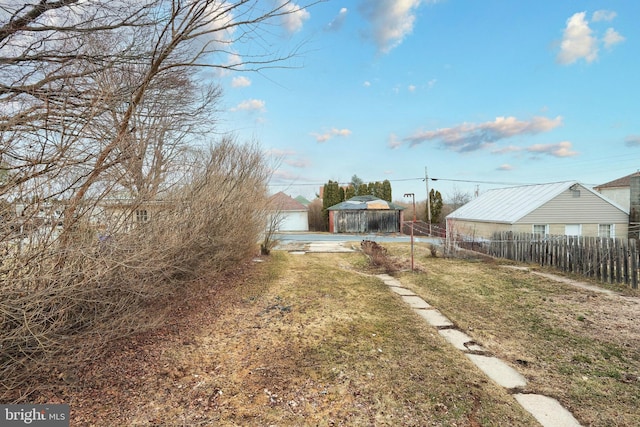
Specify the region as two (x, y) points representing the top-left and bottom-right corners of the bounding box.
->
(376, 273), (582, 427)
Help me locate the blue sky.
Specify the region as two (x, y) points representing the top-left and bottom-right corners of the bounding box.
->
(216, 0), (639, 203)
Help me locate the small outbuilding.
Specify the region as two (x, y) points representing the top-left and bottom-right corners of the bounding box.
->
(446, 181), (629, 240)
(327, 195), (405, 233)
(593, 171), (640, 212)
(267, 192), (309, 232)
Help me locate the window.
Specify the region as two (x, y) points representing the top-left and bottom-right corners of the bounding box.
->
(598, 224), (614, 238)
(565, 224), (581, 236)
(136, 209), (148, 223)
(533, 224), (548, 236)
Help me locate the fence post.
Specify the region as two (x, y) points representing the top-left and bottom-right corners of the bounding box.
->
(615, 238), (622, 283)
(631, 239), (638, 289)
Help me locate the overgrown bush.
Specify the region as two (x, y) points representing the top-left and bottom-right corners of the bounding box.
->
(361, 240), (400, 273)
(0, 140), (269, 401)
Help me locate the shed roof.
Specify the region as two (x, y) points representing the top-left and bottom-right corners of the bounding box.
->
(294, 195), (311, 206)
(594, 171), (640, 190)
(446, 181), (625, 224)
(268, 192), (308, 211)
(328, 195), (405, 211)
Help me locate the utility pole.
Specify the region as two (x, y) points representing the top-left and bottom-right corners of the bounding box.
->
(425, 166), (431, 236)
(403, 193), (416, 271)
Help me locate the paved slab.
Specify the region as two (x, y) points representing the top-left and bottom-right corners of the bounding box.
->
(376, 274), (401, 287)
(438, 329), (476, 351)
(401, 295), (431, 309)
(466, 354), (527, 389)
(388, 286), (415, 296)
(414, 308), (453, 327)
(306, 241), (355, 253)
(514, 394), (582, 427)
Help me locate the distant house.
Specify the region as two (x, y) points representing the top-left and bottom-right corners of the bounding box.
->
(446, 181), (629, 240)
(327, 195), (404, 234)
(294, 195), (311, 206)
(267, 192), (309, 232)
(593, 172), (640, 212)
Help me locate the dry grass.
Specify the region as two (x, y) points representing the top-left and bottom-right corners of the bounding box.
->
(383, 242), (640, 427)
(16, 240), (639, 425)
(31, 250), (539, 426)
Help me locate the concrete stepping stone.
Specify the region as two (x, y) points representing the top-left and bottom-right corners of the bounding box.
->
(401, 295), (431, 309)
(389, 286), (415, 296)
(514, 394), (582, 427)
(438, 329), (476, 351)
(466, 354), (527, 389)
(414, 308), (453, 327)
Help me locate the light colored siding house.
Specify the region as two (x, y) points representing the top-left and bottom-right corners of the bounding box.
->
(593, 171), (640, 212)
(446, 181), (629, 240)
(267, 192), (309, 232)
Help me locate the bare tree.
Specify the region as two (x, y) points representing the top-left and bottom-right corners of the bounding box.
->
(0, 0), (315, 249)
(0, 1), (318, 398)
(446, 186), (472, 211)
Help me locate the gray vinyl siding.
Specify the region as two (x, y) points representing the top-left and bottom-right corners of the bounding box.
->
(518, 187), (628, 224)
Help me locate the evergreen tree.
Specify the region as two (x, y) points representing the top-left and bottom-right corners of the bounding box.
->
(381, 180), (392, 202)
(345, 185), (355, 200)
(322, 180), (345, 228)
(350, 175), (364, 195)
(428, 188), (443, 223)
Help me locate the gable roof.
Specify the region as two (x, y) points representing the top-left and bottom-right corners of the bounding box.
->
(294, 195), (311, 206)
(594, 171), (640, 190)
(268, 192), (308, 211)
(328, 195), (405, 211)
(447, 181), (626, 224)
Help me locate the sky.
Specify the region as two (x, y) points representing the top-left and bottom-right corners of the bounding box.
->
(215, 0), (640, 203)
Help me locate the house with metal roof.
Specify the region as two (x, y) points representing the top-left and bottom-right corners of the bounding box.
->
(446, 181), (629, 240)
(327, 195), (405, 233)
(267, 192), (309, 232)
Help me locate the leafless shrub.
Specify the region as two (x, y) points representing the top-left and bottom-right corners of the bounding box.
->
(0, 139), (269, 401)
(429, 243), (438, 257)
(361, 240), (400, 273)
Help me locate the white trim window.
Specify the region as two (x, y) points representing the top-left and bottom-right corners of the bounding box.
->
(565, 224), (581, 236)
(533, 224), (549, 236)
(136, 209), (149, 223)
(598, 224), (614, 238)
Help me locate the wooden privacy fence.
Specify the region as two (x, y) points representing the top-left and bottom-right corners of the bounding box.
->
(479, 232), (638, 289)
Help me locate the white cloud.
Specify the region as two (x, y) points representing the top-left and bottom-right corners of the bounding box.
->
(285, 157), (311, 168)
(491, 145), (523, 155)
(427, 79), (437, 88)
(557, 12), (598, 65)
(497, 164), (514, 171)
(231, 99), (266, 112)
(603, 28), (625, 49)
(231, 76), (251, 88)
(592, 10), (617, 22)
(279, 1), (310, 33)
(408, 85), (416, 92)
(327, 7), (348, 31)
(270, 169), (305, 183)
(625, 135), (640, 147)
(527, 141), (578, 157)
(388, 133), (402, 149)
(405, 116), (563, 152)
(312, 128), (352, 143)
(359, 0), (426, 53)
(363, 81), (371, 87)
